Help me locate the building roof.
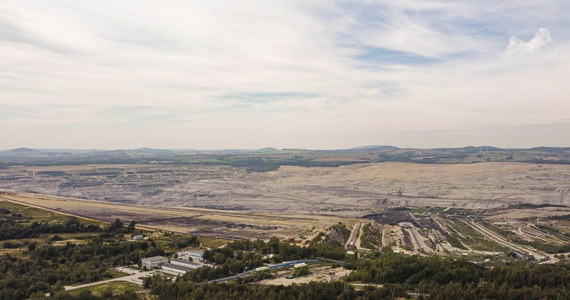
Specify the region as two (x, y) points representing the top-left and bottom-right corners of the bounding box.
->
(141, 256), (167, 262)
(162, 263), (193, 272)
(171, 258), (202, 266)
(178, 250), (204, 256)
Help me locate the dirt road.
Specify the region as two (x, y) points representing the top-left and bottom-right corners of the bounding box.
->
(345, 222), (361, 248)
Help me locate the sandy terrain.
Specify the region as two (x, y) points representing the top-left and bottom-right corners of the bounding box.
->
(2, 162), (569, 255)
(258, 162), (570, 210)
(2, 162), (569, 218)
(256, 266), (350, 286)
(0, 192), (350, 240)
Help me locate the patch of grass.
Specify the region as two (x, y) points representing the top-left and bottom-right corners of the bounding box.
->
(441, 231), (468, 250)
(446, 218), (507, 252)
(108, 270), (128, 279)
(66, 281), (142, 297)
(484, 222), (515, 239)
(0, 199), (103, 227)
(0, 200), (67, 224)
(447, 218), (483, 238)
(469, 236), (508, 252)
(360, 223), (382, 249)
(199, 236), (230, 249)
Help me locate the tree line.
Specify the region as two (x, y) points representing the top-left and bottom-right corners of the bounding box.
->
(347, 252), (570, 299)
(0, 213), (138, 241)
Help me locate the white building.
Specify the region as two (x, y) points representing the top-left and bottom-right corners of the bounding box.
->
(141, 256), (168, 270)
(160, 258), (204, 275)
(132, 235), (144, 240)
(177, 250), (204, 261)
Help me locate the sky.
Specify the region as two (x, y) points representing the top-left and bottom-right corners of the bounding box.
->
(1, 0), (570, 150)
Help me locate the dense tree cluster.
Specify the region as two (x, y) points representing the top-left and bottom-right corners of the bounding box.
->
(206, 237), (347, 263)
(0, 213), (160, 300)
(105, 219), (137, 234)
(0, 213), (139, 241)
(169, 236), (200, 250)
(177, 237), (347, 283)
(0, 216), (102, 241)
(0, 238), (163, 300)
(145, 278), (405, 300)
(347, 252), (570, 299)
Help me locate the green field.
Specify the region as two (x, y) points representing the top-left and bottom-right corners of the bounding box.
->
(66, 281), (143, 297)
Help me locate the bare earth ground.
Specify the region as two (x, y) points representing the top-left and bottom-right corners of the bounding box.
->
(1, 162), (569, 249)
(1, 162), (570, 217)
(0, 192), (349, 240)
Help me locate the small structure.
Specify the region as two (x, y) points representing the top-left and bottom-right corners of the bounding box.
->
(293, 262), (307, 268)
(141, 256), (168, 270)
(132, 235), (144, 240)
(346, 251), (356, 256)
(177, 250), (204, 261)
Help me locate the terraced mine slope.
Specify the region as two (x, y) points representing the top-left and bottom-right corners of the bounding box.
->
(1, 162), (570, 216)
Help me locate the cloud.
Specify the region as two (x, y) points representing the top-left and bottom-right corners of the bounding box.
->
(506, 28), (552, 55)
(1, 1), (570, 149)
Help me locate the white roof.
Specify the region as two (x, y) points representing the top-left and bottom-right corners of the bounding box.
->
(178, 250), (204, 256)
(162, 263), (193, 272)
(142, 256), (167, 262)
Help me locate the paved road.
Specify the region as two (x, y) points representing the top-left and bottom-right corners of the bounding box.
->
(209, 259), (320, 283)
(64, 269), (155, 291)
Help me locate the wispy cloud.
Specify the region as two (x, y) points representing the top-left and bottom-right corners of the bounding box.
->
(1, 0), (569, 149)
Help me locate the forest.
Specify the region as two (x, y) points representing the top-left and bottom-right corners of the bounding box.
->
(2, 201), (570, 300)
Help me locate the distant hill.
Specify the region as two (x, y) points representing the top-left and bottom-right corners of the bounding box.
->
(350, 145), (400, 151)
(1, 145), (569, 167)
(2, 148), (43, 155)
(528, 147), (570, 153)
(257, 147), (278, 152)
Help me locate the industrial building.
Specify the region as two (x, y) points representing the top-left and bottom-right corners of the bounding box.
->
(141, 256), (168, 270)
(170, 258), (203, 269)
(161, 263), (194, 276)
(161, 259), (204, 275)
(176, 250), (204, 261)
